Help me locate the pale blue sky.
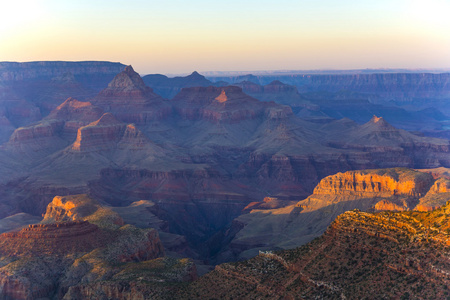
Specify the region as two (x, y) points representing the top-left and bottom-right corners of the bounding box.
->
(1, 0), (449, 74)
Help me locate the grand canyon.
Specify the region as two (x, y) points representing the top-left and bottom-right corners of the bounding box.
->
(0, 61), (449, 299)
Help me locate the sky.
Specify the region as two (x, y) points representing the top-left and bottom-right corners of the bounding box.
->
(0, 0), (449, 75)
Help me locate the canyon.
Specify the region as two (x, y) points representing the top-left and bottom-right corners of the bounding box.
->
(0, 61), (449, 298)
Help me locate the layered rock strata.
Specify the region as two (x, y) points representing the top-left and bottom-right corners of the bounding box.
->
(92, 65), (171, 124)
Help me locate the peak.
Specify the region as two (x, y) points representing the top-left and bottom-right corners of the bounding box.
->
(106, 65), (147, 90)
(371, 115), (384, 123)
(367, 115), (392, 128)
(215, 90), (228, 103)
(190, 71), (202, 77)
(124, 65), (135, 73)
(268, 80), (286, 86)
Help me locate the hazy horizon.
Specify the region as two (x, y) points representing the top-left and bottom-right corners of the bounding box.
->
(1, 0), (449, 74)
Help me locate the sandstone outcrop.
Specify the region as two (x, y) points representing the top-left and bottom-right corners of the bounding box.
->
(43, 194), (124, 226)
(312, 168), (433, 198)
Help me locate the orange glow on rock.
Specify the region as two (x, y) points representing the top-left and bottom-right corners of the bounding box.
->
(215, 90), (228, 103)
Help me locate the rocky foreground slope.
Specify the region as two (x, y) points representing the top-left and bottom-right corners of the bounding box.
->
(182, 200), (450, 299)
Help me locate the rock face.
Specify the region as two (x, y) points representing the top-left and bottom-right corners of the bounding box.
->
(92, 65), (171, 124)
(185, 202), (450, 299)
(302, 168), (435, 213)
(312, 168), (433, 198)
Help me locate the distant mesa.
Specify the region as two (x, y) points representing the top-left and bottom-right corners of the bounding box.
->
(142, 70), (214, 98)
